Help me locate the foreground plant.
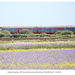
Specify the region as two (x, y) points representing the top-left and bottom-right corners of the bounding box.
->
(0, 49), (75, 69)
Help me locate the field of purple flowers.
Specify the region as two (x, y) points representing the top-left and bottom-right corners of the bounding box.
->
(0, 42), (75, 70)
(0, 49), (75, 69)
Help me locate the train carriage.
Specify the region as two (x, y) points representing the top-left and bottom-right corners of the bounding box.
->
(1, 26), (75, 34)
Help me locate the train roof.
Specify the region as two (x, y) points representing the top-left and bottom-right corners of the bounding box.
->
(1, 25), (75, 28)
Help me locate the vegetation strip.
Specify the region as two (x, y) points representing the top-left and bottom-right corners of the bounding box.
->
(0, 61), (75, 69)
(0, 48), (75, 52)
(0, 44), (75, 50)
(0, 41), (75, 44)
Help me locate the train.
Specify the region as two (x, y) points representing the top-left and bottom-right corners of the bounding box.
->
(1, 26), (75, 34)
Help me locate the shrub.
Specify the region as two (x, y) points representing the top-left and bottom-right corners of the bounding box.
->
(11, 34), (28, 38)
(55, 31), (62, 35)
(62, 30), (74, 35)
(54, 30), (74, 37)
(20, 29), (33, 34)
(0, 32), (5, 37)
(2, 30), (11, 37)
(2, 30), (10, 34)
(11, 34), (21, 38)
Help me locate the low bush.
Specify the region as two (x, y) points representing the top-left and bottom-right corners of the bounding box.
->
(0, 30), (74, 38)
(10, 34), (21, 38)
(0, 32), (5, 37)
(55, 31), (62, 35)
(55, 30), (74, 37)
(62, 30), (74, 35)
(0, 30), (11, 37)
(2, 30), (10, 35)
(20, 29), (33, 34)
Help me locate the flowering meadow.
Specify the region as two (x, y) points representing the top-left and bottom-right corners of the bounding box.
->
(0, 42), (75, 70)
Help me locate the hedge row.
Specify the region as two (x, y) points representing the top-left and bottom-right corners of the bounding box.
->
(0, 34), (74, 38)
(55, 30), (74, 35)
(0, 30), (75, 38)
(10, 34), (55, 38)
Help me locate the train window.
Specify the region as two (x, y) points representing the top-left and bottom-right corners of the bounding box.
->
(5, 28), (7, 31)
(9, 29), (13, 31)
(66, 29), (74, 31)
(66, 29), (71, 31)
(33, 29), (36, 31)
(69, 29), (72, 31)
(44, 29), (47, 31)
(6, 28), (13, 31)
(54, 29), (57, 31)
(73, 29), (75, 31)
(19, 29), (23, 31)
(70, 29), (73, 31)
(14, 29), (18, 32)
(44, 29), (52, 32)
(38, 29), (42, 32)
(2, 28), (5, 31)
(28, 29), (32, 31)
(71, 29), (75, 31)
(66, 28), (75, 31)
(49, 29), (52, 31)
(60, 29), (64, 31)
(71, 29), (73, 31)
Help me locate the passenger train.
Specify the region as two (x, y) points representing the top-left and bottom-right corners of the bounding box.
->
(1, 26), (75, 34)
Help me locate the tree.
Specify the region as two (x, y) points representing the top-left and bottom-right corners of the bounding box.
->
(20, 29), (33, 34)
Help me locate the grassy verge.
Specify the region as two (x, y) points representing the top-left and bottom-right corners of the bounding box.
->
(0, 44), (75, 50)
(0, 39), (75, 44)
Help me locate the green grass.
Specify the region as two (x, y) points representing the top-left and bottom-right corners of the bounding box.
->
(0, 44), (75, 50)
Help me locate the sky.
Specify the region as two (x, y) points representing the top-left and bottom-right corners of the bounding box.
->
(0, 2), (75, 27)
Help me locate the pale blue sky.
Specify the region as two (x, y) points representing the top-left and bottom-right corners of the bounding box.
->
(0, 2), (75, 27)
